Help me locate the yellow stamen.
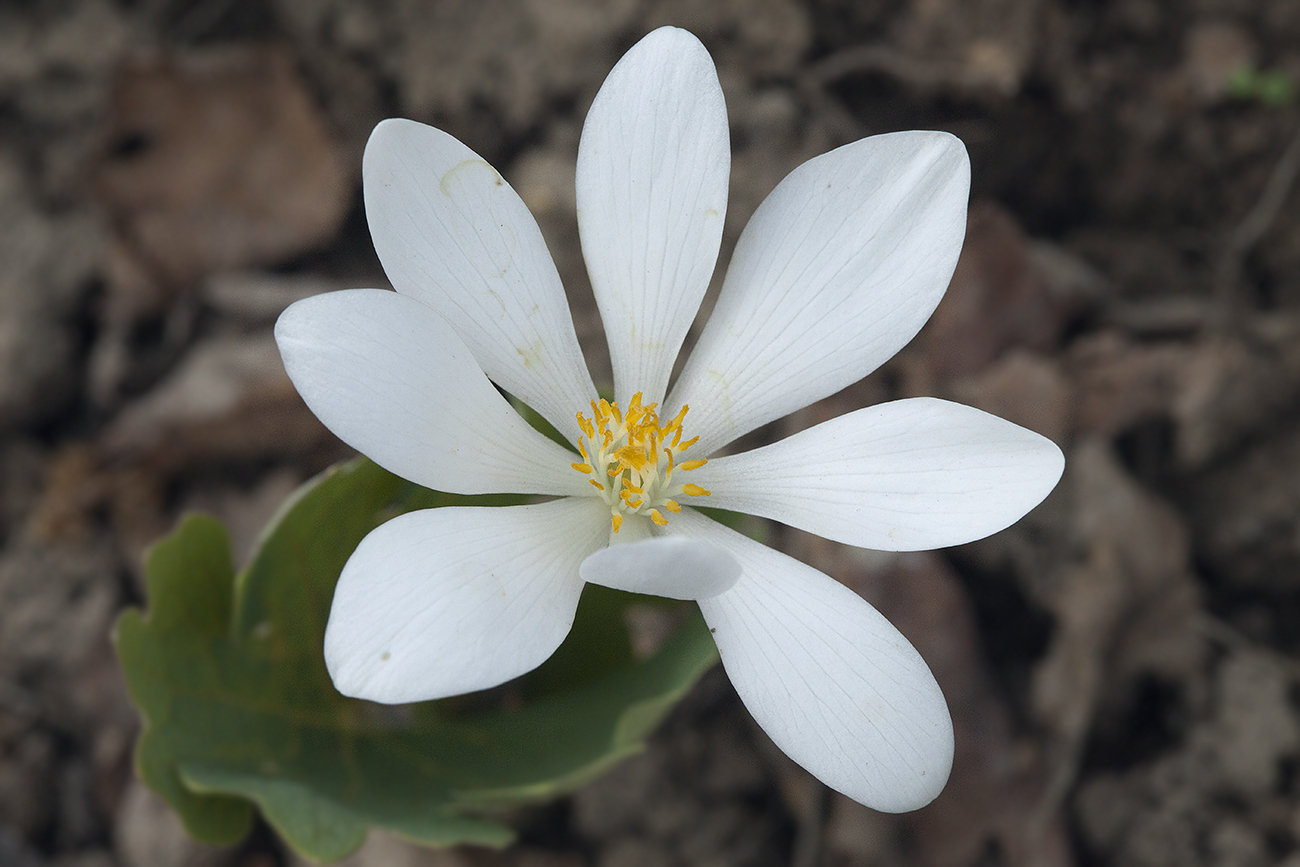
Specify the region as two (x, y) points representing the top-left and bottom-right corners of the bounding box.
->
(573, 397), (706, 530)
(614, 444), (647, 470)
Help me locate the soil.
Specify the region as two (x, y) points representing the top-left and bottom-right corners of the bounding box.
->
(3, 1), (1300, 866)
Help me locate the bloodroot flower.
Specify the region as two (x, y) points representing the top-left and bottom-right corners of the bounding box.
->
(275, 27), (1064, 812)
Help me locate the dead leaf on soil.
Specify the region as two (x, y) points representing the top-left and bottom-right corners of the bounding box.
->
(95, 45), (350, 315)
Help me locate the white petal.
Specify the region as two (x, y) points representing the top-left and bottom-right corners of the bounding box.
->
(275, 289), (592, 497)
(576, 27), (729, 408)
(694, 398), (1065, 551)
(579, 534), (740, 600)
(364, 118), (596, 441)
(670, 131), (970, 454)
(674, 509), (953, 811)
(324, 498), (609, 703)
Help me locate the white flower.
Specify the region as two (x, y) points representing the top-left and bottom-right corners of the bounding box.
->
(274, 27), (1063, 812)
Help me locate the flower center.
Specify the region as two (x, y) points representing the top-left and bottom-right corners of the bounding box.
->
(571, 392), (710, 533)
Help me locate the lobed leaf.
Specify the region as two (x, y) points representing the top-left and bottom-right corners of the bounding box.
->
(114, 458), (718, 863)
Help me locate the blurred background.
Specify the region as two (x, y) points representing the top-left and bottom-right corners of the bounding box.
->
(4, 0), (1300, 865)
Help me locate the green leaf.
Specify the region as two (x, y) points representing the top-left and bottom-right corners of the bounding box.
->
(1228, 64), (1297, 105)
(114, 458), (719, 863)
(508, 394), (576, 452)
